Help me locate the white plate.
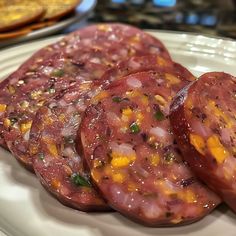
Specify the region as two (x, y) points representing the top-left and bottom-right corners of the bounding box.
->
(0, 0), (96, 48)
(0, 31), (236, 236)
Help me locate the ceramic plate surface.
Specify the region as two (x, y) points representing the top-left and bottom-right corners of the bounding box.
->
(0, 31), (236, 236)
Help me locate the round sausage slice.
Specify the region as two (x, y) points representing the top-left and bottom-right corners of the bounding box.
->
(0, 23), (171, 169)
(79, 71), (220, 226)
(29, 54), (179, 212)
(170, 72), (236, 212)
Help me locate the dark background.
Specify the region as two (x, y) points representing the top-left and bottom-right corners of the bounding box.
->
(87, 0), (236, 39)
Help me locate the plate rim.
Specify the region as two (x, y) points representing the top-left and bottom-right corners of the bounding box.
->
(0, 28), (236, 236)
(0, 29), (235, 61)
(1, 29), (235, 51)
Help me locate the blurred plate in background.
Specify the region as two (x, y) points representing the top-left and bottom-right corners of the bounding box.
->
(0, 0), (96, 48)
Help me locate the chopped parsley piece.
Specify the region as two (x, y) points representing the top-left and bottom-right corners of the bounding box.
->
(164, 153), (175, 162)
(71, 173), (91, 187)
(64, 136), (74, 144)
(51, 69), (65, 77)
(9, 117), (18, 125)
(130, 122), (140, 133)
(154, 110), (165, 121)
(112, 96), (122, 103)
(48, 88), (56, 94)
(38, 152), (45, 160)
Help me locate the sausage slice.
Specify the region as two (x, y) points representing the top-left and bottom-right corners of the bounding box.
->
(79, 70), (220, 226)
(0, 23), (171, 169)
(170, 72), (236, 212)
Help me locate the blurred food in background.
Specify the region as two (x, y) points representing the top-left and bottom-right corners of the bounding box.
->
(38, 0), (81, 20)
(1, 0), (236, 42)
(0, 0), (81, 40)
(88, 0), (236, 39)
(0, 2), (44, 32)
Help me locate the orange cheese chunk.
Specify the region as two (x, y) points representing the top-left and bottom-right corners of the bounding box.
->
(122, 107), (133, 116)
(44, 116), (54, 125)
(51, 179), (61, 189)
(165, 73), (180, 85)
(185, 98), (193, 110)
(178, 190), (197, 203)
(112, 173), (125, 183)
(79, 82), (92, 91)
(121, 108), (133, 123)
(98, 24), (110, 32)
(140, 95), (149, 106)
(126, 90), (149, 107)
(128, 182), (138, 192)
(42, 136), (58, 157)
(111, 152), (136, 168)
(129, 35), (140, 44)
(3, 118), (11, 128)
(91, 91), (109, 104)
(150, 154), (160, 166)
(0, 104), (7, 112)
(155, 94), (166, 105)
(207, 135), (229, 164)
(20, 121), (32, 134)
(156, 57), (167, 66)
(154, 180), (174, 195)
(58, 114), (66, 122)
(47, 143), (58, 157)
(93, 159), (104, 169)
(136, 111), (144, 125)
(190, 133), (205, 155)
(29, 144), (38, 155)
(126, 90), (140, 98)
(155, 180), (197, 203)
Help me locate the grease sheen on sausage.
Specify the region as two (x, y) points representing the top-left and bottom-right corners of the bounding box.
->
(29, 54), (182, 212)
(170, 72), (236, 212)
(78, 71), (220, 226)
(0, 23), (171, 170)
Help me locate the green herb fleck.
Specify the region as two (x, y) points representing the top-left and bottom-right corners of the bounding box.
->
(71, 173), (91, 187)
(112, 96), (122, 103)
(64, 136), (74, 144)
(38, 152), (45, 160)
(130, 122), (140, 133)
(51, 69), (65, 77)
(154, 110), (165, 121)
(164, 153), (175, 163)
(9, 117), (18, 125)
(48, 88), (56, 94)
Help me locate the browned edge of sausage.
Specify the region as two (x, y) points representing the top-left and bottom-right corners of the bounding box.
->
(170, 72), (236, 210)
(36, 167), (111, 212)
(78, 71), (221, 226)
